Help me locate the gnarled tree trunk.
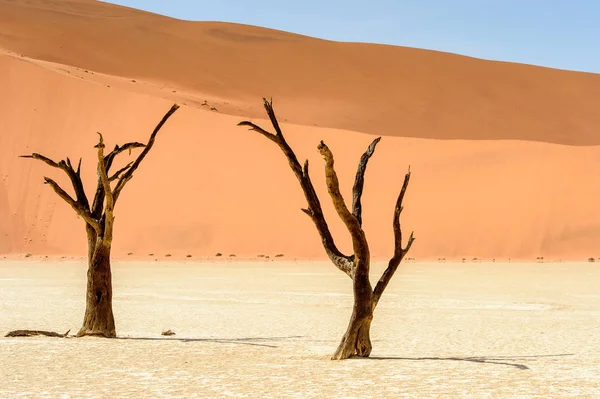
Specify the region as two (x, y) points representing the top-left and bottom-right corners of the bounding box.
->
(22, 104), (179, 338)
(239, 98), (414, 359)
(333, 270), (374, 359)
(78, 239), (115, 337)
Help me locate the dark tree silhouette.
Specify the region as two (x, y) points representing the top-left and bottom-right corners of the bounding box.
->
(20, 104), (179, 337)
(239, 98), (414, 359)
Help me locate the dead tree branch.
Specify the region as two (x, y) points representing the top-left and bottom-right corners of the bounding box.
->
(109, 162), (133, 181)
(21, 154), (90, 210)
(104, 142), (145, 170)
(352, 137), (381, 226)
(317, 141), (370, 264)
(112, 104), (180, 202)
(43, 177), (99, 232)
(373, 169), (415, 305)
(238, 98), (353, 277)
(5, 329), (71, 338)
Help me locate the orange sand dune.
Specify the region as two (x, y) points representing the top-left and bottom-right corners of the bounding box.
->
(1, 0), (600, 145)
(1, 51), (599, 261)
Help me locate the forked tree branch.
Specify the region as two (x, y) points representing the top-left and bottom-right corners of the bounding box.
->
(21, 154), (91, 210)
(352, 137), (381, 226)
(43, 177), (99, 232)
(373, 168), (415, 305)
(65, 157), (90, 210)
(112, 103), (180, 202)
(238, 98), (353, 277)
(92, 142), (146, 216)
(104, 142), (146, 171)
(23, 105), (178, 238)
(317, 141), (370, 264)
(109, 162), (133, 181)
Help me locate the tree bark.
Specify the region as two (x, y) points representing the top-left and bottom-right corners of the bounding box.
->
(238, 101), (355, 278)
(5, 329), (70, 338)
(332, 269), (374, 359)
(77, 240), (115, 337)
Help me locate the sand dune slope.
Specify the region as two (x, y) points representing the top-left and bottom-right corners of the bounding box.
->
(1, 0), (600, 145)
(1, 52), (599, 260)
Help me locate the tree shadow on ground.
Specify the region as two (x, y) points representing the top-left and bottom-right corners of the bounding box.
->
(117, 335), (305, 348)
(366, 353), (575, 370)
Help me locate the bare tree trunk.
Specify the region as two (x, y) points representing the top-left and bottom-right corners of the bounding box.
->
(77, 240), (115, 337)
(332, 266), (374, 359)
(333, 313), (374, 360)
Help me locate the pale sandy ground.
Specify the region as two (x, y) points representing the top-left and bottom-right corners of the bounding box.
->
(1, 261), (599, 398)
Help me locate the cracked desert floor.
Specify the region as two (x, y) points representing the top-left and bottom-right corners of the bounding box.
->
(1, 260), (599, 398)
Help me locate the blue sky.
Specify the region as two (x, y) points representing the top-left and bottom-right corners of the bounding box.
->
(107, 0), (600, 73)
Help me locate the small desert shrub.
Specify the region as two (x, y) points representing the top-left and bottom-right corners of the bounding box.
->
(186, 254), (192, 258)
(588, 257), (596, 263)
(148, 253), (154, 256)
(229, 254), (236, 257)
(275, 254), (284, 258)
(25, 253), (32, 258)
(127, 252), (133, 256)
(165, 254), (172, 257)
(215, 253), (222, 257)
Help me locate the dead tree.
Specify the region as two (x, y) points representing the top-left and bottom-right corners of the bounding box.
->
(239, 99), (414, 360)
(21, 104), (179, 338)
